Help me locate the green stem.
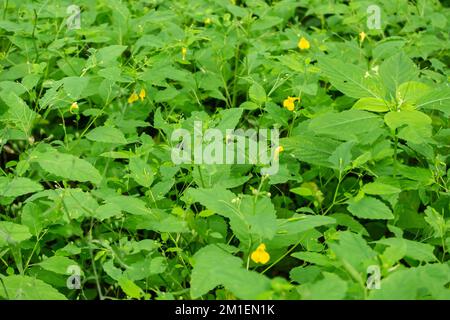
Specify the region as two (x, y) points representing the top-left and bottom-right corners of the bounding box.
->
(197, 165), (205, 188)
(231, 44), (241, 108)
(32, 9), (39, 62)
(393, 130), (398, 177)
(3, 0), (8, 19)
(261, 240), (302, 275)
(323, 171), (343, 215)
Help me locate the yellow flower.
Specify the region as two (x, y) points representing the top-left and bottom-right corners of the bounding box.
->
(359, 31), (367, 42)
(69, 102), (78, 114)
(251, 244), (270, 264)
(181, 47), (187, 60)
(283, 96), (300, 111)
(139, 88), (146, 101)
(274, 145), (284, 160)
(204, 17), (212, 25)
(298, 37), (310, 50)
(128, 92), (139, 104)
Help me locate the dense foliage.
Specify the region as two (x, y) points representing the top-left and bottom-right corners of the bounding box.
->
(0, 0), (449, 300)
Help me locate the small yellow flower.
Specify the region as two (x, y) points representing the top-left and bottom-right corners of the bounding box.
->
(274, 146), (284, 160)
(69, 102), (79, 114)
(298, 37), (310, 50)
(139, 88), (146, 101)
(283, 96), (300, 111)
(204, 17), (212, 25)
(128, 92), (139, 104)
(359, 31), (367, 43)
(181, 47), (187, 60)
(251, 244), (270, 264)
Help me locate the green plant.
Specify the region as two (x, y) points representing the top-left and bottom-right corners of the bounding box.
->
(0, 0), (449, 300)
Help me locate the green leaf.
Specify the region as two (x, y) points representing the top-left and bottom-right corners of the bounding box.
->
(291, 252), (333, 267)
(347, 196), (394, 220)
(62, 76), (89, 100)
(362, 182), (401, 195)
(94, 45), (127, 66)
(0, 275), (67, 300)
(32, 149), (102, 185)
(0, 91), (37, 137)
(249, 83), (266, 104)
(424, 206), (446, 238)
(384, 110), (432, 144)
(94, 203), (122, 221)
(416, 86), (450, 116)
(250, 16), (283, 32)
(329, 231), (377, 273)
(309, 110), (382, 141)
(353, 97), (389, 112)
(239, 101), (259, 110)
(85, 126), (127, 144)
(0, 177), (43, 198)
(379, 52), (418, 96)
(216, 108), (243, 133)
(375, 238), (437, 262)
(328, 141), (354, 171)
(38, 256), (80, 275)
(282, 134), (341, 167)
(128, 157), (154, 188)
(104, 195), (153, 216)
(298, 273), (348, 300)
(190, 245), (270, 299)
(187, 187), (277, 242)
(0, 221), (32, 247)
(369, 264), (450, 300)
(279, 215), (335, 234)
(240, 196), (277, 240)
(396, 81), (430, 106)
(318, 57), (383, 99)
(118, 278), (144, 299)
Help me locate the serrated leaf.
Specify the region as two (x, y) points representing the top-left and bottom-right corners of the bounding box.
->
(0, 177), (43, 198)
(298, 273), (348, 300)
(128, 157), (154, 188)
(32, 149), (102, 185)
(384, 110), (432, 143)
(86, 126), (127, 144)
(416, 86), (450, 116)
(375, 238), (437, 262)
(118, 278), (144, 299)
(347, 196), (394, 220)
(0, 91), (37, 137)
(369, 264), (450, 299)
(249, 83), (266, 104)
(362, 182), (401, 195)
(190, 245), (270, 299)
(282, 134), (341, 167)
(0, 221), (32, 247)
(353, 97), (389, 112)
(38, 256), (80, 275)
(318, 57), (383, 99)
(379, 52), (418, 95)
(0, 275), (67, 300)
(62, 76), (89, 100)
(329, 231), (377, 273)
(309, 110), (382, 141)
(187, 187), (277, 242)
